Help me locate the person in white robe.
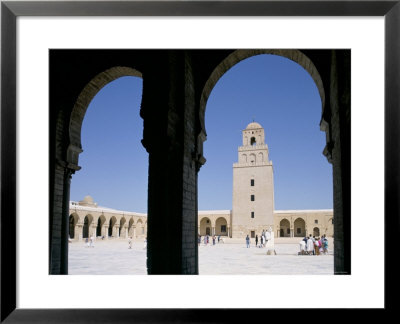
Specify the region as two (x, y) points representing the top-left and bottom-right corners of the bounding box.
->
(299, 240), (306, 254)
(306, 236), (314, 255)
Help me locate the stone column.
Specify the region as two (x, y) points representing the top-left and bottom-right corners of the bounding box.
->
(76, 224), (83, 241)
(328, 50), (351, 274)
(90, 224), (97, 238)
(143, 51), (199, 274)
(114, 225), (120, 238)
(49, 162), (77, 274)
(104, 226), (109, 239)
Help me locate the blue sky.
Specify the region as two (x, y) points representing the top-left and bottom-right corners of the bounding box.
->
(70, 54), (333, 212)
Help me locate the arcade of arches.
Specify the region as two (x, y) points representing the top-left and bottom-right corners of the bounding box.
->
(69, 199), (333, 242)
(69, 196), (147, 241)
(50, 49), (350, 275)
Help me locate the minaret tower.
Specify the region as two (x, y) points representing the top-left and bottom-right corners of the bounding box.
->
(232, 122), (274, 238)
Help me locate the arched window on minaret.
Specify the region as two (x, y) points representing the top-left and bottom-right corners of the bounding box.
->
(250, 137), (256, 145)
(241, 154), (247, 163)
(249, 153), (256, 165)
(258, 152), (264, 162)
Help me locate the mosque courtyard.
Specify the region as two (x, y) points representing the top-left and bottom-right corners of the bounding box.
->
(68, 237), (334, 275)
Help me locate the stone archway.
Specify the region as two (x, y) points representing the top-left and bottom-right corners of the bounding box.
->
(294, 218), (306, 237)
(82, 215), (93, 239)
(96, 215), (106, 237)
(313, 227), (320, 237)
(119, 217), (127, 238)
(128, 218), (135, 237)
(108, 216), (117, 238)
(215, 217), (228, 236)
(66, 67), (142, 169)
(198, 50), (326, 165)
(69, 214), (79, 239)
(50, 49), (349, 275)
(136, 219), (144, 237)
(279, 219), (291, 237)
(199, 217), (212, 236)
(196, 49), (350, 274)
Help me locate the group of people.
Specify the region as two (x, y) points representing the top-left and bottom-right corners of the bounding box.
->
(85, 235), (96, 247)
(245, 229), (270, 248)
(127, 237), (147, 249)
(198, 234), (223, 246)
(299, 234), (329, 255)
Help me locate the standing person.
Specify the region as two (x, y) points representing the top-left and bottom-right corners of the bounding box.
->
(323, 236), (329, 254)
(311, 235), (316, 255)
(307, 235), (314, 255)
(302, 236), (308, 254)
(255, 235), (258, 247)
(85, 237), (89, 247)
(218, 235), (220, 243)
(206, 235), (209, 245)
(128, 237), (132, 249)
(265, 230), (270, 247)
(246, 235), (250, 248)
(314, 237), (320, 255)
(143, 237), (147, 249)
(212, 236), (216, 245)
(90, 235), (95, 247)
(299, 239), (306, 254)
(260, 235), (264, 248)
(318, 237), (323, 254)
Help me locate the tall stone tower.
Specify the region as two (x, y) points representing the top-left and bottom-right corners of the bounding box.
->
(232, 122), (274, 238)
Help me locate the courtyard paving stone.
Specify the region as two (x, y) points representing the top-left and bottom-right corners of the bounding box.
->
(69, 237), (334, 275)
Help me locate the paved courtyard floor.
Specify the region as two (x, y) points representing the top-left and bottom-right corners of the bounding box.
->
(68, 238), (334, 275)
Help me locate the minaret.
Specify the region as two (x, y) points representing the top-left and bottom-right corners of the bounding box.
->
(232, 122), (274, 238)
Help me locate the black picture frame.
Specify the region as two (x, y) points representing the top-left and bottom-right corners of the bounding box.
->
(1, 0), (398, 322)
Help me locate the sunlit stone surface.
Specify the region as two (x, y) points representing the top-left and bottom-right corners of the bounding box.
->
(68, 237), (333, 275)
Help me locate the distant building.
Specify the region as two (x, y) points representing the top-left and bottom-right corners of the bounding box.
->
(69, 122), (333, 241)
(198, 122), (333, 239)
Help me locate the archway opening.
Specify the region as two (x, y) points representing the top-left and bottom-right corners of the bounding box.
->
(199, 217), (212, 236)
(280, 219), (291, 237)
(67, 68), (148, 274)
(119, 217), (126, 238)
(128, 218), (134, 237)
(135, 219), (145, 238)
(82, 215), (90, 239)
(108, 217), (117, 238)
(96, 216), (105, 237)
(199, 52), (332, 273)
(215, 217), (228, 236)
(69, 214), (78, 239)
(294, 218), (306, 237)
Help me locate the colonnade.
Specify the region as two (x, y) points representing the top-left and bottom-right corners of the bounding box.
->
(68, 209), (147, 241)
